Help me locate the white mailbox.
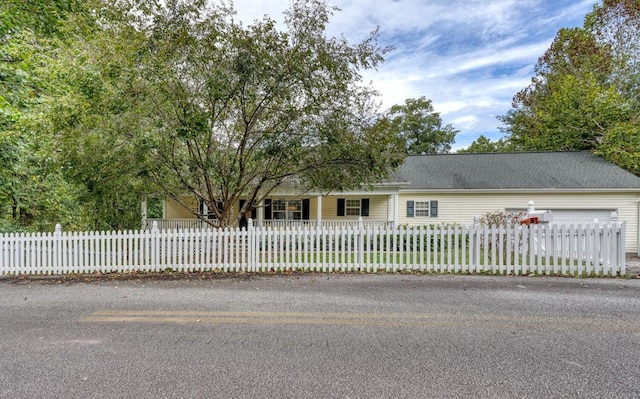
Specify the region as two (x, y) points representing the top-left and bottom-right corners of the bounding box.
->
(521, 201), (553, 224)
(528, 210), (553, 223)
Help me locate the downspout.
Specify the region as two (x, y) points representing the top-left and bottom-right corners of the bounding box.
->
(316, 195), (322, 226)
(393, 193), (399, 228)
(387, 194), (393, 224)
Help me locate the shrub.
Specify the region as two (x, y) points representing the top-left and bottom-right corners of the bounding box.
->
(478, 210), (526, 227)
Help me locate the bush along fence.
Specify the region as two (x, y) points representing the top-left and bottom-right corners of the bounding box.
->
(0, 221), (626, 276)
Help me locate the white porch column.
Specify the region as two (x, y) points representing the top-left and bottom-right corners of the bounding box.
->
(258, 200), (264, 226)
(202, 202), (208, 217)
(387, 195), (393, 222)
(316, 195), (322, 226)
(393, 193), (399, 227)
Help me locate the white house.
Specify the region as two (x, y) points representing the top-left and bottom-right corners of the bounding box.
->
(148, 151), (640, 254)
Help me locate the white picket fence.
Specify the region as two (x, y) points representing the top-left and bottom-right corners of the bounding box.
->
(0, 222), (626, 276)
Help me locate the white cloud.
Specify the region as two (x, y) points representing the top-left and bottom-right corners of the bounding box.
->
(227, 0), (595, 149)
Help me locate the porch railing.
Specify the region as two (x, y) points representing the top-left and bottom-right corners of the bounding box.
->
(144, 219), (393, 230)
(257, 220), (394, 229)
(144, 218), (218, 231)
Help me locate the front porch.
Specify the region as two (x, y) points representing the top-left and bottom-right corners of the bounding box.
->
(142, 190), (403, 231)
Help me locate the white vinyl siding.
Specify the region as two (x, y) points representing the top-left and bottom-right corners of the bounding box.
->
(321, 196), (388, 221)
(399, 192), (639, 253)
(165, 197), (198, 219)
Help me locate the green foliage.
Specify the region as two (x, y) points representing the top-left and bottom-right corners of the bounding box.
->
(505, 73), (628, 151)
(0, 0), (96, 232)
(457, 135), (513, 153)
(499, 0), (640, 175)
(101, 0), (405, 227)
(595, 120), (640, 175)
(0, 129), (91, 232)
(586, 0), (640, 104)
(385, 96), (458, 154)
(0, 0), (84, 39)
(0, 0), (149, 231)
(0, 0), (405, 231)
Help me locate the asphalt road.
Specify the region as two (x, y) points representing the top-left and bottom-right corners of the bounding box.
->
(1, 274), (640, 399)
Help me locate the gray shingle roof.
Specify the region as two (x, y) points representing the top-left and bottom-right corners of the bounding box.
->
(393, 151), (640, 190)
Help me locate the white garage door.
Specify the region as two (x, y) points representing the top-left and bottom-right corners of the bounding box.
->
(549, 209), (616, 225)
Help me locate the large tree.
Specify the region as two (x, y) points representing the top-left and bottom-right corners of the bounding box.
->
(385, 96), (457, 154)
(498, 0), (640, 174)
(43, 0), (405, 228)
(0, 0), (96, 231)
(587, 0), (640, 105)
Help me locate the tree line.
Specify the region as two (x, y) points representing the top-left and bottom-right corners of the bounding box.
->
(1, 0), (637, 232)
(0, 0), (458, 232)
(461, 0), (640, 178)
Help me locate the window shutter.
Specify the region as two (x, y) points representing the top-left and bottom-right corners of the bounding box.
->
(407, 200), (414, 217)
(430, 201), (438, 217)
(264, 199), (272, 220)
(302, 199), (310, 220)
(337, 198), (345, 217)
(360, 198), (369, 217)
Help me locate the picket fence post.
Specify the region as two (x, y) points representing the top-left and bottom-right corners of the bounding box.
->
(357, 217), (364, 270)
(151, 221), (159, 271)
(471, 216), (480, 270)
(617, 221), (626, 276)
(54, 223), (62, 274)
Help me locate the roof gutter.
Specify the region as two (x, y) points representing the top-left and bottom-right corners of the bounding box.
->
(399, 188), (640, 194)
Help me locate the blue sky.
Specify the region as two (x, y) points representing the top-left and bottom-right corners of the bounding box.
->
(232, 0), (597, 150)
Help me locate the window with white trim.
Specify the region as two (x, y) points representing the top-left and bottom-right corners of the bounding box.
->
(406, 200), (438, 218)
(337, 198), (369, 217)
(272, 199), (302, 220)
(345, 199), (361, 216)
(415, 201), (430, 217)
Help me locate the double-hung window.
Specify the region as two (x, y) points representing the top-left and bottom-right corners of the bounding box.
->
(272, 200), (302, 220)
(337, 198), (370, 217)
(345, 199), (361, 216)
(414, 201), (430, 217)
(406, 200), (438, 218)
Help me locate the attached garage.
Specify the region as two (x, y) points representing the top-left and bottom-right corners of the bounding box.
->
(394, 152), (640, 255)
(548, 209), (617, 225)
